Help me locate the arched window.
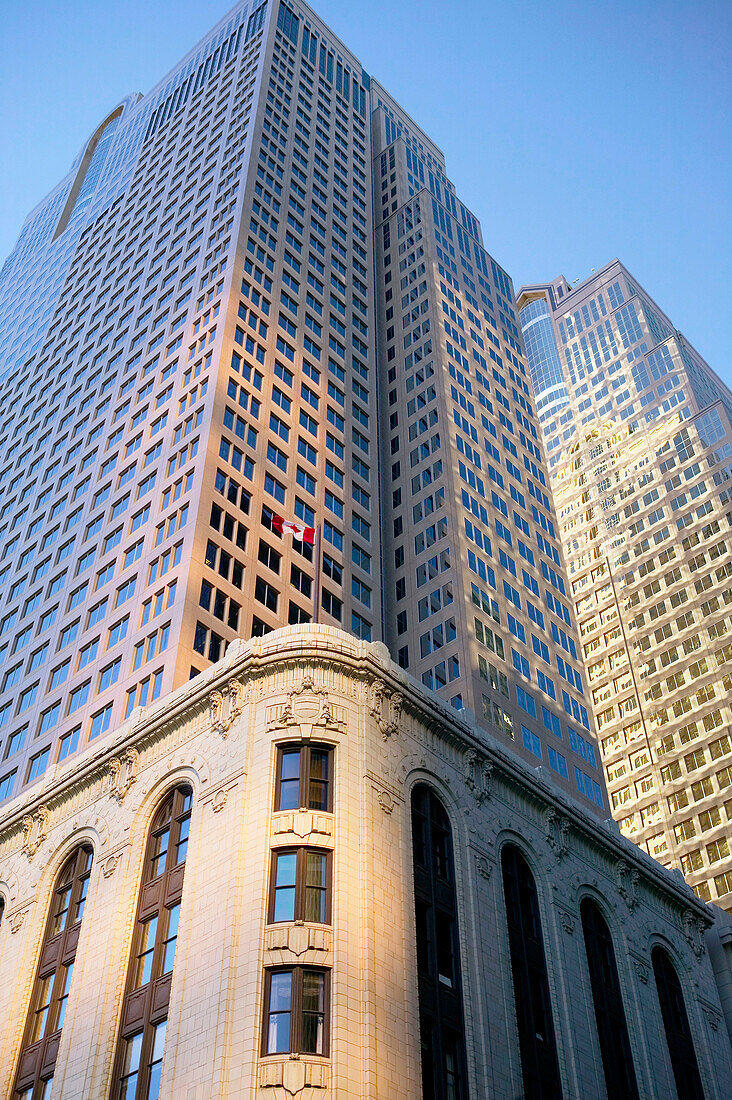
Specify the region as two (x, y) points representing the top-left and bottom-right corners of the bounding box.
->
(411, 785), (468, 1099)
(651, 946), (704, 1100)
(14, 845), (93, 1098)
(501, 845), (563, 1100)
(580, 898), (638, 1100)
(111, 785), (192, 1100)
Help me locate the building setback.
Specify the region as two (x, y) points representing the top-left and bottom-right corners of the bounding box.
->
(0, 626), (731, 1099)
(0, 0), (604, 817)
(518, 261), (732, 915)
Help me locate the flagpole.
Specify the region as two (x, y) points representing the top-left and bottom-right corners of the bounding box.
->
(312, 525), (321, 624)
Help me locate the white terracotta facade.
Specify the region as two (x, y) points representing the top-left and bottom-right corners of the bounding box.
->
(0, 625), (730, 1098)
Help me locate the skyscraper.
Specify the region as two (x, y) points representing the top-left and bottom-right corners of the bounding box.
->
(0, 0), (605, 817)
(518, 260), (732, 914)
(3, 9), (732, 1100)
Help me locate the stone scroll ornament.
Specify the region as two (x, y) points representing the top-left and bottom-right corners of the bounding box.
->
(614, 858), (640, 910)
(209, 679), (243, 738)
(368, 679), (403, 740)
(463, 748), (493, 804)
(544, 807), (570, 862)
(21, 807), (49, 859)
(107, 747), (139, 802)
(682, 908), (707, 959)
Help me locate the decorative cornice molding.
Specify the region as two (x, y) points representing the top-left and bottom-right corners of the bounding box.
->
(0, 626), (710, 925)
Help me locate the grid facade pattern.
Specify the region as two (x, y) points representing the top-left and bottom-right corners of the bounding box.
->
(371, 87), (605, 808)
(0, 0), (604, 823)
(518, 264), (732, 913)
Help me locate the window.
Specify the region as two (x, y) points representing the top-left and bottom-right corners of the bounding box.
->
(580, 899), (638, 1100)
(501, 845), (562, 1099)
(13, 846), (93, 1097)
(111, 786), (191, 1100)
(275, 744), (332, 812)
(651, 947), (704, 1100)
(411, 785), (468, 1100)
(268, 848), (331, 923)
(262, 967), (329, 1056)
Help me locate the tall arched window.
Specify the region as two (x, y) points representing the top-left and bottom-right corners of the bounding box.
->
(580, 898), (638, 1100)
(14, 845), (93, 1098)
(501, 845), (563, 1100)
(651, 946), (704, 1100)
(411, 785), (469, 1099)
(111, 785), (192, 1100)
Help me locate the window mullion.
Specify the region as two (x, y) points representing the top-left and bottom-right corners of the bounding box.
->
(295, 848), (305, 921)
(299, 748), (309, 809)
(292, 967), (302, 1053)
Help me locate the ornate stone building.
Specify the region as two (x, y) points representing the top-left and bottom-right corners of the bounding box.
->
(0, 625), (730, 1098)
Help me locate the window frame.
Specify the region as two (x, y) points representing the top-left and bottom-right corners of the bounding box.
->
(110, 785), (191, 1100)
(13, 845), (93, 1097)
(267, 847), (332, 925)
(274, 743), (333, 813)
(261, 966), (330, 1057)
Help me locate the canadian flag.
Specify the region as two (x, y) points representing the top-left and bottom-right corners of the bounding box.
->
(272, 515), (316, 544)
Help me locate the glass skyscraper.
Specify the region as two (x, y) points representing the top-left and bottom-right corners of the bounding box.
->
(0, 0), (604, 820)
(519, 261), (732, 914)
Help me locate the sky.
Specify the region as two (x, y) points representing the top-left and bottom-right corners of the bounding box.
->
(1, 0), (729, 376)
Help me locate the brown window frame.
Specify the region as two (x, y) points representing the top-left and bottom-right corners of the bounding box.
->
(14, 845), (93, 1098)
(267, 847), (332, 925)
(261, 966), (330, 1057)
(274, 743), (333, 813)
(110, 785), (191, 1100)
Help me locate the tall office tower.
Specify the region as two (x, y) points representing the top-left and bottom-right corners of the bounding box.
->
(0, 0), (605, 825)
(518, 260), (732, 914)
(370, 93), (606, 807)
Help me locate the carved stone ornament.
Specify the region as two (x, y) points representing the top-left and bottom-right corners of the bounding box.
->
(544, 807), (570, 862)
(272, 675), (343, 737)
(102, 853), (122, 879)
(21, 807), (49, 859)
(614, 858), (640, 910)
(634, 960), (650, 984)
(474, 854), (492, 881)
(702, 1005), (721, 1031)
(107, 747), (139, 803)
(9, 908), (28, 934)
(258, 1055), (329, 1093)
(559, 910), (575, 935)
(209, 679), (243, 738)
(212, 788), (229, 814)
(464, 749), (493, 804)
(682, 909), (707, 958)
(376, 788), (395, 815)
(368, 680), (403, 740)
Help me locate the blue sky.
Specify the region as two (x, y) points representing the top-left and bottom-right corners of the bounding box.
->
(1, 0), (729, 375)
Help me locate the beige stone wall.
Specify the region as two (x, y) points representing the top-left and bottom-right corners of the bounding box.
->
(0, 625), (730, 1098)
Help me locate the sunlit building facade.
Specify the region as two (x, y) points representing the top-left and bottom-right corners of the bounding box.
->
(0, 0), (605, 818)
(518, 262), (732, 913)
(1, 626), (730, 1100)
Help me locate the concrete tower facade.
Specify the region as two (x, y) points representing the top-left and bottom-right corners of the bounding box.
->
(0, 0), (605, 821)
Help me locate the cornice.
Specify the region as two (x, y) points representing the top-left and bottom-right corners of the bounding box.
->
(0, 625), (708, 922)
